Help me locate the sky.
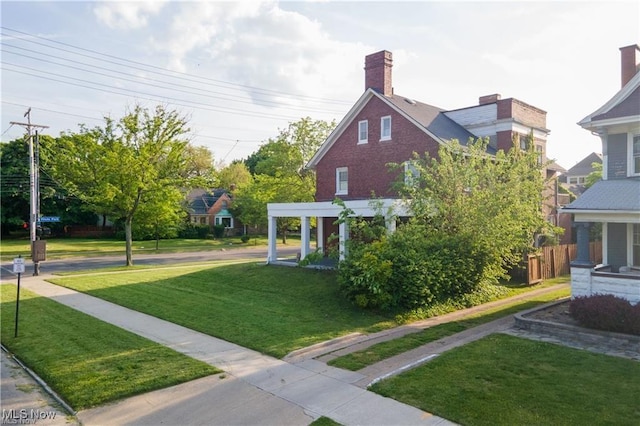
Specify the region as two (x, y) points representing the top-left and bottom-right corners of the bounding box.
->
(1, 1), (639, 170)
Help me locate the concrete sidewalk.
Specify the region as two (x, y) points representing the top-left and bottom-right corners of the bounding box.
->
(2, 275), (453, 426)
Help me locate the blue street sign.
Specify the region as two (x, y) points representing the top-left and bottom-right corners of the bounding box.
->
(39, 216), (60, 222)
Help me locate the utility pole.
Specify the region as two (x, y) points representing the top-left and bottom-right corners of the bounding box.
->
(10, 109), (49, 276)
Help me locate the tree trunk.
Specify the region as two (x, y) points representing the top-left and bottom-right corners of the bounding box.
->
(125, 217), (133, 266)
(281, 228), (287, 244)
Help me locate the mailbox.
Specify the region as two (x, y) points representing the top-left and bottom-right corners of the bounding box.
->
(32, 240), (47, 262)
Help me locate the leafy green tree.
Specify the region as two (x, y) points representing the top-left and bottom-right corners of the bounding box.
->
(234, 117), (335, 242)
(43, 105), (192, 266)
(400, 137), (554, 283)
(182, 144), (217, 187)
(0, 136), (97, 235)
(584, 161), (603, 189)
(218, 161), (252, 191)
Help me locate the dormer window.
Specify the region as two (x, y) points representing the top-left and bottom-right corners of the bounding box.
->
(358, 120), (368, 144)
(380, 116), (391, 141)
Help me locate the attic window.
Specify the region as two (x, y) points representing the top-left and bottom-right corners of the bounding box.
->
(358, 120), (368, 144)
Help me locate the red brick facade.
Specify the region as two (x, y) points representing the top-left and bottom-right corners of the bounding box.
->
(315, 96), (441, 202)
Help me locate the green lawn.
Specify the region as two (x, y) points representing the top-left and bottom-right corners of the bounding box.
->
(0, 285), (219, 410)
(0, 236), (269, 260)
(328, 287), (570, 371)
(48, 262), (398, 358)
(371, 334), (640, 425)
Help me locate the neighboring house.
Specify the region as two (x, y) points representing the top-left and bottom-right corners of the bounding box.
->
(187, 188), (241, 235)
(561, 152), (603, 196)
(562, 44), (640, 304)
(267, 50), (560, 262)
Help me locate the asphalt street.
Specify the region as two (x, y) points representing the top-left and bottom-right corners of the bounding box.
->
(0, 245), (300, 278)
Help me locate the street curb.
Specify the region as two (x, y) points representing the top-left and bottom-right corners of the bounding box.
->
(1, 343), (76, 416)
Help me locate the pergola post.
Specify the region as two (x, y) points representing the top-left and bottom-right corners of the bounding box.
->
(339, 220), (349, 261)
(316, 217), (324, 252)
(267, 215), (277, 263)
(301, 216), (311, 260)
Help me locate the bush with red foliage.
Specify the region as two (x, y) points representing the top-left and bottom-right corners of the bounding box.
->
(569, 294), (640, 336)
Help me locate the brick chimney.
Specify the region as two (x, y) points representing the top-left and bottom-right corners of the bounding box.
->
(620, 44), (640, 88)
(364, 50), (393, 96)
(479, 94), (501, 105)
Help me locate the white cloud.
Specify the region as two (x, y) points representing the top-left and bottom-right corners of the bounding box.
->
(93, 1), (166, 30)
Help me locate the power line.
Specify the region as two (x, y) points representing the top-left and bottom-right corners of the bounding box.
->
(1, 26), (352, 106)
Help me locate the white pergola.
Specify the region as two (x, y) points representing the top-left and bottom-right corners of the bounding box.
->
(266, 199), (411, 263)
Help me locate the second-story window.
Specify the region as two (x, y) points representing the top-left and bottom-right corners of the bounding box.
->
(404, 160), (420, 187)
(380, 116), (391, 141)
(358, 120), (368, 144)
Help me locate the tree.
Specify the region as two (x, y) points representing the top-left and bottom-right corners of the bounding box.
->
(182, 144), (217, 187)
(337, 136), (558, 311)
(44, 105), (192, 266)
(400, 136), (554, 282)
(0, 136), (97, 236)
(234, 117), (335, 242)
(218, 161), (252, 190)
(584, 161), (603, 189)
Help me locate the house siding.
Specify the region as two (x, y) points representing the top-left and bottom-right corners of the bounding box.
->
(607, 133), (628, 179)
(607, 222), (628, 271)
(315, 96), (441, 202)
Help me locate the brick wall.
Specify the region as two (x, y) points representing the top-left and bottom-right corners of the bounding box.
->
(315, 96), (441, 201)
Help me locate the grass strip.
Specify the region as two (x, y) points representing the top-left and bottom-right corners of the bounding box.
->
(48, 262), (398, 359)
(328, 288), (570, 371)
(0, 285), (219, 410)
(371, 333), (640, 425)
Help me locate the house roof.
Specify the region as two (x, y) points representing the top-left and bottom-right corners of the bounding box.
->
(578, 71), (640, 130)
(307, 89), (489, 168)
(565, 152), (602, 177)
(187, 189), (229, 215)
(562, 178), (640, 212)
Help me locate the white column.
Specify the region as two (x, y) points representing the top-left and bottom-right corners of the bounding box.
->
(316, 217), (324, 252)
(339, 220), (349, 261)
(301, 216), (310, 260)
(267, 215), (277, 263)
(386, 215), (396, 234)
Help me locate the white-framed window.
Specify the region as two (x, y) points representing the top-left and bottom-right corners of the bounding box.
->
(568, 176), (586, 185)
(632, 135), (640, 175)
(358, 120), (368, 144)
(380, 116), (391, 141)
(336, 167), (348, 195)
(216, 216), (233, 228)
(404, 160), (420, 186)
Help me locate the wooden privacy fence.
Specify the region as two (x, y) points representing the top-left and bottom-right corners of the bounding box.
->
(523, 241), (603, 284)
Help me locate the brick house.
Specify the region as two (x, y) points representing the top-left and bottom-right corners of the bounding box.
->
(562, 44), (640, 304)
(267, 50), (558, 263)
(187, 188), (241, 235)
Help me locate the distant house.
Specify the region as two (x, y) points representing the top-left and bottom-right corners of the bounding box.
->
(561, 152), (603, 196)
(267, 50), (561, 262)
(562, 44), (640, 304)
(187, 189), (241, 235)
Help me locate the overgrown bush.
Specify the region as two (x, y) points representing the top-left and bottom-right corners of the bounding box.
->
(569, 294), (640, 335)
(338, 222), (490, 310)
(178, 224), (210, 239)
(240, 234), (250, 243)
(212, 224), (225, 239)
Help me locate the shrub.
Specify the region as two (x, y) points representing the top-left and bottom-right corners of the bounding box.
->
(178, 224), (210, 239)
(569, 294), (640, 335)
(337, 222), (490, 311)
(240, 234), (250, 243)
(212, 224), (225, 239)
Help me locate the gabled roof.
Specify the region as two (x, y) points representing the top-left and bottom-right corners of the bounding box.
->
(562, 178), (640, 212)
(307, 89), (485, 169)
(578, 71), (640, 130)
(565, 152), (602, 177)
(187, 188), (229, 215)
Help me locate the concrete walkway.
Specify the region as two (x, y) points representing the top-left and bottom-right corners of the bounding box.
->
(2, 275), (452, 426)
